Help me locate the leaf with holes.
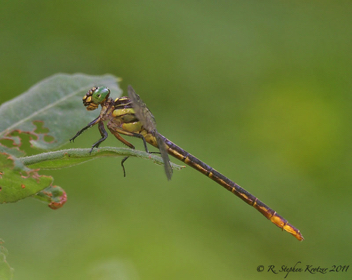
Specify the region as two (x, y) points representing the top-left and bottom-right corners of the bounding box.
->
(0, 73), (121, 153)
(0, 74), (183, 205)
(0, 73), (121, 204)
(0, 153), (53, 203)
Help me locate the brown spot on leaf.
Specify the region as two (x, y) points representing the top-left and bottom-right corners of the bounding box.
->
(21, 168), (41, 182)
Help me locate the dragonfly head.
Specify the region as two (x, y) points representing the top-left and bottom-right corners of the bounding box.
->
(83, 86), (110, 110)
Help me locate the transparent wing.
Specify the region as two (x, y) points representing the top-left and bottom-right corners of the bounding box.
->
(155, 132), (173, 180)
(127, 85), (156, 132)
(128, 85), (173, 180)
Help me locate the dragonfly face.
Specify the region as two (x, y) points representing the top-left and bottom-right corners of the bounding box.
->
(82, 86), (110, 111)
(72, 85), (172, 178)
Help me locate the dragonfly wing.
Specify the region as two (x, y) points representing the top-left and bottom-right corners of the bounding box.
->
(128, 85), (173, 180)
(127, 85), (156, 132)
(156, 133), (173, 180)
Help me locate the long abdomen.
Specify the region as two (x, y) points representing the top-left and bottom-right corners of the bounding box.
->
(154, 133), (304, 241)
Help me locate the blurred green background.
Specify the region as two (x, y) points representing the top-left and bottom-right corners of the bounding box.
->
(1, 0), (352, 279)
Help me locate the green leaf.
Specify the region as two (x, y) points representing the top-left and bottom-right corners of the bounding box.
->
(19, 147), (185, 170)
(0, 73), (121, 204)
(0, 153), (53, 203)
(0, 73), (184, 205)
(0, 73), (121, 152)
(33, 185), (67, 209)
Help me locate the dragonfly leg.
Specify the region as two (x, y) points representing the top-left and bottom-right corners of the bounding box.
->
(119, 132), (160, 177)
(107, 126), (155, 176)
(107, 126), (137, 177)
(128, 132), (150, 153)
(70, 116), (100, 142)
(89, 122), (108, 153)
(121, 156), (129, 177)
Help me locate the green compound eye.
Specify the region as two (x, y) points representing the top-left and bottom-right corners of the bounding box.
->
(92, 87), (110, 104)
(83, 86), (111, 111)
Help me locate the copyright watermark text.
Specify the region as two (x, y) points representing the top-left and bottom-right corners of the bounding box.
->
(257, 261), (349, 278)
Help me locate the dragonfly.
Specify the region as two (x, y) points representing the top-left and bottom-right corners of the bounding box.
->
(70, 85), (304, 241)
